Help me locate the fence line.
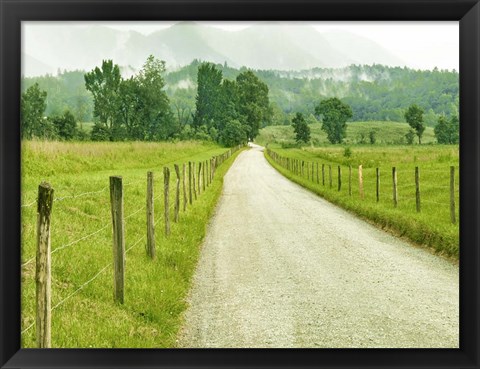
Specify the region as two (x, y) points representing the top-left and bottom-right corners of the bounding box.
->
(21, 145), (245, 344)
(266, 148), (458, 223)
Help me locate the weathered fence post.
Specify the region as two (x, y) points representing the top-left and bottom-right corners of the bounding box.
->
(322, 164), (325, 186)
(358, 165), (364, 199)
(36, 182), (54, 348)
(392, 167), (398, 207)
(188, 162), (192, 205)
(198, 162), (202, 195)
(202, 161), (206, 191)
(329, 165), (332, 188)
(415, 166), (421, 213)
(174, 165), (180, 222)
(302, 161), (305, 177)
(348, 166), (352, 196)
(307, 162), (310, 180)
(450, 166), (456, 224)
(376, 168), (380, 202)
(182, 163), (187, 211)
(164, 167), (171, 236)
(110, 176), (125, 304)
(192, 162), (197, 200)
(146, 172), (155, 259)
(338, 166), (342, 191)
(316, 163), (319, 184)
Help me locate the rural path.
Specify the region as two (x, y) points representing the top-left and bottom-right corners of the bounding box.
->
(178, 144), (459, 348)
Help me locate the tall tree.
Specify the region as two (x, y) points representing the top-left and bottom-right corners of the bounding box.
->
(291, 112), (310, 143)
(84, 60), (122, 140)
(50, 110), (77, 140)
(404, 104), (425, 144)
(135, 55), (175, 140)
(192, 63), (223, 130)
(235, 70), (272, 141)
(21, 83), (48, 139)
(315, 97), (352, 144)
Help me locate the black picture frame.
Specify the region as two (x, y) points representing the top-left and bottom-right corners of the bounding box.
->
(1, 0), (479, 368)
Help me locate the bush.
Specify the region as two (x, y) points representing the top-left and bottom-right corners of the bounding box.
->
(219, 120), (247, 147)
(344, 147), (352, 158)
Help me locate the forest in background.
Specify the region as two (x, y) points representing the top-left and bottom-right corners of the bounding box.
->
(22, 60), (459, 130)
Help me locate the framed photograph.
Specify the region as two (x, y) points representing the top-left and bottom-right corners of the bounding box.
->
(1, 0), (479, 368)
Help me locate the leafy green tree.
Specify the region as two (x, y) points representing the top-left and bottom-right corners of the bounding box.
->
(21, 83), (48, 139)
(315, 97), (352, 144)
(84, 60), (122, 140)
(404, 104), (425, 144)
(236, 70), (272, 140)
(135, 55), (176, 140)
(192, 63), (223, 130)
(50, 110), (77, 140)
(369, 130), (377, 144)
(291, 112), (310, 143)
(434, 115), (459, 144)
(219, 119), (248, 147)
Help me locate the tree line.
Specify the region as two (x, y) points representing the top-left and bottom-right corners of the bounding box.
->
(291, 99), (459, 145)
(21, 56), (271, 145)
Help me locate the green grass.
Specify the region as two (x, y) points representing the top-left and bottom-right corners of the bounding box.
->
(264, 145), (459, 259)
(21, 140), (244, 348)
(255, 121), (436, 147)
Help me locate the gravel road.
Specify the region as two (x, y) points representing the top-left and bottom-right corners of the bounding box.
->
(178, 144), (459, 348)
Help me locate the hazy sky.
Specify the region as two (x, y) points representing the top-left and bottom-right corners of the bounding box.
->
(103, 21), (459, 71)
(22, 21), (459, 74)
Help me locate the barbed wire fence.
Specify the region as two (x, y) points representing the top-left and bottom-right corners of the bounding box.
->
(21, 145), (244, 346)
(266, 148), (458, 224)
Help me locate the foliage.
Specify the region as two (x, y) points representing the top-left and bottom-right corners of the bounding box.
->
(369, 130), (377, 144)
(405, 129), (416, 145)
(344, 147), (352, 158)
(434, 115), (459, 144)
(192, 63), (223, 130)
(84, 60), (122, 140)
(21, 83), (49, 139)
(404, 104), (425, 144)
(219, 119), (248, 147)
(50, 110), (78, 140)
(291, 112), (310, 143)
(315, 98), (353, 144)
(235, 70), (272, 140)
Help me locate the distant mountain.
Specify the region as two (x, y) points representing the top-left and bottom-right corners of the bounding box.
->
(22, 22), (405, 77)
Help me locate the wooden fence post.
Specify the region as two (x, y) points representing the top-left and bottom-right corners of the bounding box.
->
(192, 162), (197, 200)
(182, 163), (187, 211)
(348, 166), (352, 196)
(110, 176), (125, 304)
(415, 166), (421, 213)
(307, 162), (310, 180)
(198, 162), (202, 195)
(36, 182), (54, 348)
(202, 161), (206, 191)
(174, 165), (180, 222)
(311, 162), (314, 181)
(358, 165), (364, 199)
(188, 162), (192, 205)
(146, 172), (155, 259)
(302, 161), (305, 177)
(322, 164), (325, 186)
(338, 166), (342, 191)
(316, 163), (319, 184)
(329, 165), (332, 188)
(376, 168), (380, 202)
(164, 167), (171, 236)
(392, 167), (398, 207)
(450, 166), (456, 224)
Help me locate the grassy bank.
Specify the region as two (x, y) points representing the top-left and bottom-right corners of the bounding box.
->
(255, 121), (436, 146)
(264, 145), (459, 259)
(21, 140), (244, 347)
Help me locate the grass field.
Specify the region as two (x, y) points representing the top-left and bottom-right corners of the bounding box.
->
(21, 140), (243, 348)
(264, 144), (459, 259)
(255, 121), (436, 147)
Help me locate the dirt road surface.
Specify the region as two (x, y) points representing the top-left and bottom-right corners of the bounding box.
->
(178, 144), (459, 348)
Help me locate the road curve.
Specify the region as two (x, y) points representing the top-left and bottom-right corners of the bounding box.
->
(178, 144), (459, 348)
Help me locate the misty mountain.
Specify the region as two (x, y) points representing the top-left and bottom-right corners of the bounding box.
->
(23, 22), (404, 77)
